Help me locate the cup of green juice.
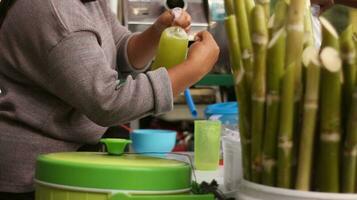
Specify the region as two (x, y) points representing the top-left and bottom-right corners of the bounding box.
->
(151, 26), (189, 70)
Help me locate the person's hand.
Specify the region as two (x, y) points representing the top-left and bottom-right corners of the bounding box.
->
(154, 8), (192, 33)
(167, 31), (219, 96)
(187, 31), (220, 74)
(311, 0), (335, 13)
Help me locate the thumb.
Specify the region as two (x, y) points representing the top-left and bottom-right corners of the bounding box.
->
(195, 31), (213, 43)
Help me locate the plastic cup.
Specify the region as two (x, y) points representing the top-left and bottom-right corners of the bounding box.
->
(194, 120), (222, 170)
(151, 26), (188, 70)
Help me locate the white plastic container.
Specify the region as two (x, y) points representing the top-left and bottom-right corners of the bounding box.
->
(237, 180), (357, 200)
(222, 135), (242, 192)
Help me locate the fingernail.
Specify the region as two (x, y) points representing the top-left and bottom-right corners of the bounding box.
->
(171, 7), (183, 21)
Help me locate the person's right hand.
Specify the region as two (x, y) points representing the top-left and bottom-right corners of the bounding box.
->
(186, 31), (220, 75)
(311, 0), (335, 13)
(167, 31), (219, 97)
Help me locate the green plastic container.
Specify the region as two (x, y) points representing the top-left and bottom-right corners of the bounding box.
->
(35, 139), (213, 200)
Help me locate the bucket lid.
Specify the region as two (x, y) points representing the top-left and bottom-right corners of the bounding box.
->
(205, 102), (238, 115)
(35, 140), (191, 191)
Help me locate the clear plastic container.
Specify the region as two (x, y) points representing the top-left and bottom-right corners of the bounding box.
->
(222, 135), (242, 192)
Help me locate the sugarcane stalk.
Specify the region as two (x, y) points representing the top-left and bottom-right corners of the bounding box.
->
(256, 0), (270, 19)
(341, 25), (357, 193)
(245, 0), (255, 34)
(233, 0), (254, 86)
(316, 47), (342, 193)
(352, 13), (357, 74)
(251, 5), (269, 183)
(245, 0), (255, 17)
(341, 26), (357, 128)
(316, 17), (341, 193)
(295, 46), (321, 191)
(340, 25), (357, 93)
(350, 10), (357, 193)
(277, 63), (295, 189)
(233, 3), (254, 176)
(320, 17), (340, 50)
(267, 0), (288, 42)
(342, 89), (357, 193)
(285, 2), (306, 178)
(224, 0), (235, 16)
(262, 28), (286, 186)
(277, 0), (306, 189)
(292, 2), (307, 171)
(303, 0), (314, 48)
(224, 15), (252, 180)
(351, 8), (357, 35)
(224, 15), (241, 73)
(271, 0), (288, 35)
(292, 1), (307, 168)
(234, 81), (252, 181)
(268, 14), (275, 38)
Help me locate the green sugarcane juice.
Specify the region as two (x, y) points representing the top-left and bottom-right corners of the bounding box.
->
(151, 26), (189, 69)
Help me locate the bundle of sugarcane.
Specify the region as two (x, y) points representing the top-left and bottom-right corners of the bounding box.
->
(224, 0), (357, 193)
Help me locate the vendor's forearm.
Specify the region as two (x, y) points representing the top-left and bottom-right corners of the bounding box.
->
(127, 25), (162, 70)
(168, 60), (207, 97)
(335, 0), (357, 7)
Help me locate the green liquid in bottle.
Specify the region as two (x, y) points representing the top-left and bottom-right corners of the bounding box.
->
(151, 26), (189, 69)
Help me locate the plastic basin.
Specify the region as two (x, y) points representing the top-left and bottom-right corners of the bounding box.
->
(237, 180), (357, 200)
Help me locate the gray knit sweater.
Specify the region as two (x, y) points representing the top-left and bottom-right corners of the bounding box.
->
(0, 0), (173, 192)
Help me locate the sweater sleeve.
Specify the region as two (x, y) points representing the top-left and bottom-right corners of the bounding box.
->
(45, 31), (173, 127)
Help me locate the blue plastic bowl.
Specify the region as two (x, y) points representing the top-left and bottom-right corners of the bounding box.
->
(130, 129), (177, 154)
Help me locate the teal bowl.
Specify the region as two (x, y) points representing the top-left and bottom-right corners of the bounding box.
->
(130, 129), (177, 154)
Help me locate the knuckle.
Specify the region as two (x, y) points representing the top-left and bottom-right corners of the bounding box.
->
(214, 46), (220, 55)
(212, 43), (220, 51)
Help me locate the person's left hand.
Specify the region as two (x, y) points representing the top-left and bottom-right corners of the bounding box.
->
(154, 8), (192, 33)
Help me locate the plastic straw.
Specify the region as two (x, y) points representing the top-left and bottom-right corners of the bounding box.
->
(184, 89), (197, 118)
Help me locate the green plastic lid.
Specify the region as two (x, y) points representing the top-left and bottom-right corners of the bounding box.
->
(35, 151), (191, 191)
